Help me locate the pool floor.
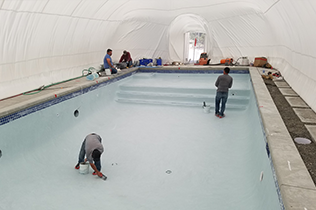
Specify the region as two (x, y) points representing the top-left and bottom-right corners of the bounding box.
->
(0, 72), (281, 210)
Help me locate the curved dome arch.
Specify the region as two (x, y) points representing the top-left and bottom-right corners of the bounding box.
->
(0, 0), (316, 112)
(167, 14), (214, 62)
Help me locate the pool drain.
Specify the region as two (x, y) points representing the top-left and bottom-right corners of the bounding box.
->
(74, 110), (79, 117)
(166, 170), (172, 174)
(294, 137), (311, 145)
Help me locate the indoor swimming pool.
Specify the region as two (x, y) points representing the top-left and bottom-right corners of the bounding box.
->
(0, 70), (283, 210)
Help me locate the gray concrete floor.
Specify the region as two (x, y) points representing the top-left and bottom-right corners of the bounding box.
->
(277, 81), (316, 142)
(1, 66), (316, 210)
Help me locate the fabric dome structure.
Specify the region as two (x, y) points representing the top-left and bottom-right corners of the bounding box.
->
(1, 1), (316, 209)
(1, 0), (316, 112)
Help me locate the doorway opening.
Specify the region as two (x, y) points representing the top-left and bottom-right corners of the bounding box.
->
(184, 32), (207, 64)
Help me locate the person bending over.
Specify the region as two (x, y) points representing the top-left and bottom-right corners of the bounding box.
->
(215, 67), (233, 118)
(103, 49), (117, 74)
(75, 133), (104, 178)
(119, 50), (133, 67)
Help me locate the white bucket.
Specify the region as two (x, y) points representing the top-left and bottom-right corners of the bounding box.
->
(79, 162), (89, 174)
(203, 105), (211, 113)
(105, 69), (111, 76)
(240, 57), (249, 66)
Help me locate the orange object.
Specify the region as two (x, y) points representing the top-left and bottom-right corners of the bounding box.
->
(199, 58), (208, 65)
(220, 58), (233, 65)
(199, 52), (208, 65)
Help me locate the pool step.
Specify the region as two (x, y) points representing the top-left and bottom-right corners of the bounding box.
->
(119, 85), (211, 95)
(119, 85), (250, 96)
(115, 89), (250, 109)
(116, 98), (247, 110)
(117, 90), (249, 104)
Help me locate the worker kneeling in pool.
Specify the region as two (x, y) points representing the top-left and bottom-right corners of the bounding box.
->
(75, 133), (104, 178)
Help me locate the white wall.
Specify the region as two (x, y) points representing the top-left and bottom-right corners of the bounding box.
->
(0, 0), (315, 111)
(266, 0), (316, 112)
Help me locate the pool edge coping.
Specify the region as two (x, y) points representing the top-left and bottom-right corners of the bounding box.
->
(0, 68), (138, 119)
(249, 67), (316, 210)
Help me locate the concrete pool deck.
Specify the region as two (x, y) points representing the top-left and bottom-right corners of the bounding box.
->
(0, 66), (315, 210)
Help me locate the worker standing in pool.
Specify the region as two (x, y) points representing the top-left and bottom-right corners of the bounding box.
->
(215, 67), (233, 118)
(75, 133), (105, 178)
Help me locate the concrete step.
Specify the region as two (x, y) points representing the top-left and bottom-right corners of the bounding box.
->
(116, 90), (250, 105)
(119, 85), (250, 97)
(115, 98), (248, 110)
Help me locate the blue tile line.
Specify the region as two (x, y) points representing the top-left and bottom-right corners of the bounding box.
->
(0, 71), (133, 126)
(137, 68), (249, 74)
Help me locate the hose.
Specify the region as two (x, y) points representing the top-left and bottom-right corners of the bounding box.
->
(22, 67), (97, 95)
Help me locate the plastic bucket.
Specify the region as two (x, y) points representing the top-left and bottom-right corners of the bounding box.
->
(105, 69), (111, 76)
(240, 57), (249, 66)
(203, 105), (211, 113)
(79, 162), (89, 174)
(156, 59), (162, 66)
(139, 59), (146, 66)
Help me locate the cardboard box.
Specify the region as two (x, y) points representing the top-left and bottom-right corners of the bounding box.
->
(254, 57), (267, 67)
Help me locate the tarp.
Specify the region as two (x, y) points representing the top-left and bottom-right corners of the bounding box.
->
(1, 0), (316, 112)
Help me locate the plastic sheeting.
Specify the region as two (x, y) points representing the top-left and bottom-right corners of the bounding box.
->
(1, 0), (316, 112)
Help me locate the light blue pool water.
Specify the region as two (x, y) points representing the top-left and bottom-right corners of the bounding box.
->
(0, 71), (282, 210)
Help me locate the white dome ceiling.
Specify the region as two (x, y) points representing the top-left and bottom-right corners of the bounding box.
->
(1, 0), (316, 111)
